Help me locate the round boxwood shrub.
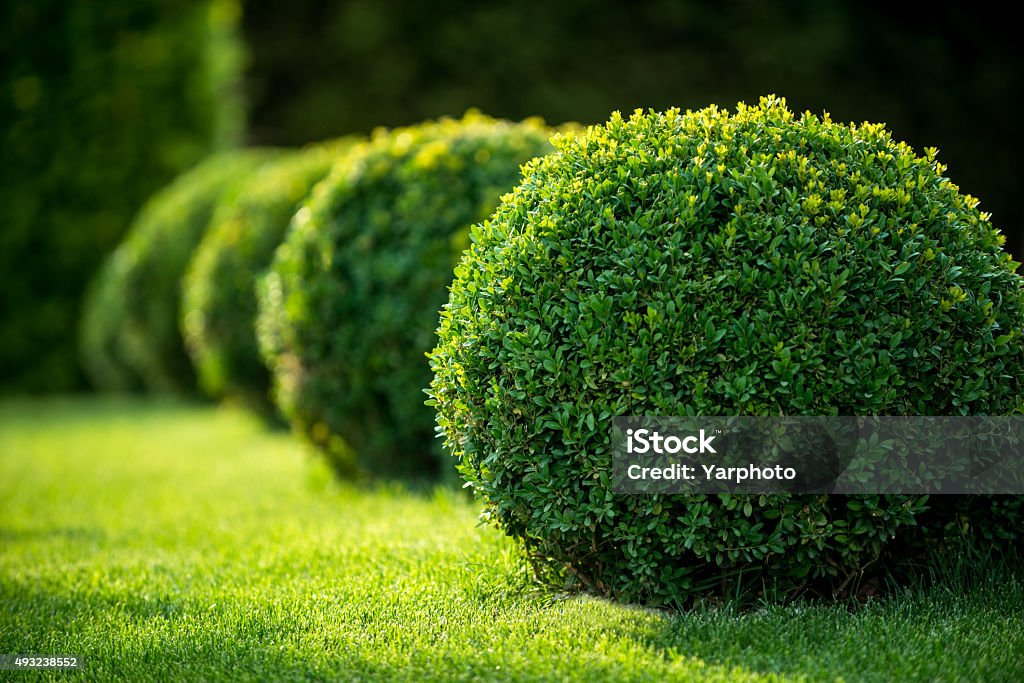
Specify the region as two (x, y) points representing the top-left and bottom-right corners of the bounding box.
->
(181, 138), (357, 412)
(428, 97), (1024, 605)
(258, 112), (559, 477)
(79, 244), (146, 393)
(82, 149), (278, 393)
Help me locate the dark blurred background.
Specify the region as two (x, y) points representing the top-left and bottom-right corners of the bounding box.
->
(1, 0), (244, 392)
(3, 0), (1021, 392)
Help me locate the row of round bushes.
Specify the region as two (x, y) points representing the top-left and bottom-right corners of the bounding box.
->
(81, 98), (1024, 606)
(82, 149), (280, 394)
(182, 138), (358, 415)
(81, 111), (558, 477)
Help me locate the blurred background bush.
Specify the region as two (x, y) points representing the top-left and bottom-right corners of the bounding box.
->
(181, 138), (358, 413)
(2, 0), (1021, 393)
(80, 149), (277, 394)
(257, 114), (556, 477)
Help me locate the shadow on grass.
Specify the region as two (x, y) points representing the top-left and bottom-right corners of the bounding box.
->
(0, 579), (763, 682)
(447, 555), (1024, 682)
(0, 393), (292, 435)
(653, 565), (1024, 681)
(6, 566), (1024, 682)
(0, 525), (106, 544)
(3, 397), (1020, 680)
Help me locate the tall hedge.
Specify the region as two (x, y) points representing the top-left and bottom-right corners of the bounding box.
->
(258, 113), (557, 477)
(429, 98), (1024, 605)
(81, 150), (277, 393)
(181, 139), (356, 412)
(1, 0), (244, 391)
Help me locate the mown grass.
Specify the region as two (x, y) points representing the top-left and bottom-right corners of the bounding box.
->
(1, 398), (1022, 682)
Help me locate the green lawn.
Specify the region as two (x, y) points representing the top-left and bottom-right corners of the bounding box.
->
(1, 399), (1022, 682)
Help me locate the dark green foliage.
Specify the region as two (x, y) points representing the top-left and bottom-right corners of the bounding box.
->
(181, 139), (357, 412)
(258, 112), (557, 477)
(81, 150), (278, 394)
(429, 97), (1024, 605)
(1, 0), (244, 392)
(244, 1), (1024, 261)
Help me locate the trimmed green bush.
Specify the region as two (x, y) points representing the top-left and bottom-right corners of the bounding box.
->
(181, 139), (357, 412)
(429, 97), (1024, 605)
(79, 247), (147, 393)
(81, 149), (278, 393)
(2, 0), (244, 391)
(258, 112), (558, 477)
